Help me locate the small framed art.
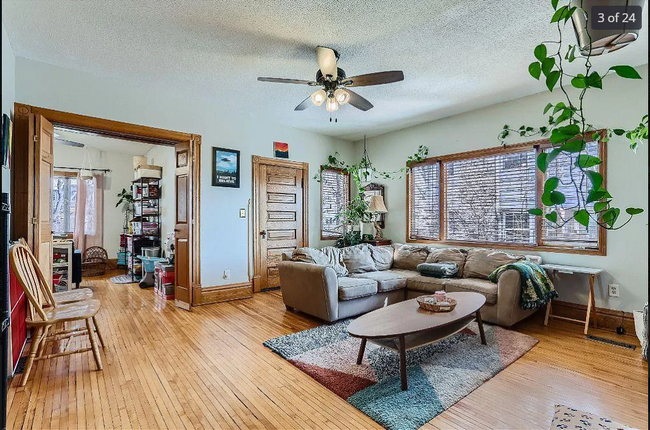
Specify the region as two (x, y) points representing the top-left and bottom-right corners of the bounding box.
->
(274, 141), (289, 159)
(212, 147), (240, 188)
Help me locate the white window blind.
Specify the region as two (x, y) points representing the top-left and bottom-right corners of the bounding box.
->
(542, 141), (600, 248)
(321, 169), (349, 239)
(444, 149), (537, 244)
(409, 163), (440, 240)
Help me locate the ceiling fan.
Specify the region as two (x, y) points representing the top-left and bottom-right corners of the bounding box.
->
(257, 46), (404, 116)
(54, 132), (84, 148)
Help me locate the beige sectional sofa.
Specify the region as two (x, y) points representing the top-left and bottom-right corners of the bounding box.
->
(278, 243), (541, 327)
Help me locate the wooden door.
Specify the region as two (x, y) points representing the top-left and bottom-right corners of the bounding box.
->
(174, 140), (192, 310)
(34, 115), (55, 288)
(253, 157), (309, 292)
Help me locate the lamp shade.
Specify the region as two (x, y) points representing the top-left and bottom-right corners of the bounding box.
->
(367, 195), (388, 213)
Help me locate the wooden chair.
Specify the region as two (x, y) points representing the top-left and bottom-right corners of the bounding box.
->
(9, 243), (105, 386)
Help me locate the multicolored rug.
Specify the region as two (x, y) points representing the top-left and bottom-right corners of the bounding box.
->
(550, 405), (636, 430)
(264, 319), (538, 430)
(109, 274), (137, 284)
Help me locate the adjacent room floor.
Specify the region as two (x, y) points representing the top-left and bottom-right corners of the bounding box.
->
(7, 272), (648, 430)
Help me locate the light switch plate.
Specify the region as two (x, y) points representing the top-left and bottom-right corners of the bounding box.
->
(239, 208), (246, 218)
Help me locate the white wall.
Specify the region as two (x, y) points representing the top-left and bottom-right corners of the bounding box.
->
(53, 143), (137, 258)
(2, 22), (15, 195)
(16, 57), (355, 288)
(144, 144), (175, 254)
(354, 65), (649, 312)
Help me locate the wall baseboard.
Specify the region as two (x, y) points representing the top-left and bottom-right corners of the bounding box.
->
(194, 282), (252, 306)
(550, 300), (636, 336)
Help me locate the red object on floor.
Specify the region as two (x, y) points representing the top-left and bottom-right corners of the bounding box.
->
(9, 269), (27, 371)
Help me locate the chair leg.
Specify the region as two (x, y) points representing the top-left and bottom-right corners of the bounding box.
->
(86, 318), (103, 371)
(36, 325), (50, 358)
(20, 327), (44, 387)
(92, 316), (105, 348)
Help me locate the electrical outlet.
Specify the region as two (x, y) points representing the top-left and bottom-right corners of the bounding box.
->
(239, 208), (246, 218)
(608, 284), (620, 297)
(223, 270), (231, 280)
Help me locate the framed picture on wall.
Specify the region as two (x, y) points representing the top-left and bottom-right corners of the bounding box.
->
(212, 147), (240, 188)
(274, 141), (289, 159)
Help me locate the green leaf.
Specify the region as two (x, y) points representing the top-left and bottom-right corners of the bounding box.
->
(550, 191), (566, 205)
(567, 45), (576, 62)
(534, 44), (548, 61)
(545, 211), (558, 223)
(609, 65), (642, 79)
(626, 207), (644, 215)
(593, 201), (610, 212)
(537, 153), (548, 173)
(612, 128), (626, 136)
(574, 209), (590, 227)
(558, 124), (580, 136)
(542, 192), (554, 206)
(552, 102), (566, 114)
(541, 57), (556, 76)
(551, 5), (568, 22)
(586, 71), (603, 89)
(543, 103), (554, 114)
(585, 171), (603, 190)
(544, 177), (560, 193)
(571, 75), (587, 88)
(575, 155), (602, 168)
(551, 0), (559, 9)
(529, 62), (542, 80)
(546, 71), (561, 92)
(528, 208), (544, 216)
(600, 208), (620, 228)
(587, 189), (607, 203)
(561, 139), (586, 152)
(563, 6), (576, 22)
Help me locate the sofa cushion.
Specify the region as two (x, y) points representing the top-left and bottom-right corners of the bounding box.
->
(406, 275), (448, 293)
(445, 278), (498, 305)
(338, 277), (378, 301)
(385, 269), (420, 279)
(350, 271), (408, 293)
(370, 245), (394, 271)
(292, 247), (329, 265)
(321, 246), (349, 277)
(393, 245), (429, 270)
(417, 262), (458, 278)
(463, 249), (525, 280)
(426, 247), (467, 277)
(341, 245), (377, 274)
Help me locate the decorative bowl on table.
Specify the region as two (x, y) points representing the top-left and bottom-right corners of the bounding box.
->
(417, 295), (457, 312)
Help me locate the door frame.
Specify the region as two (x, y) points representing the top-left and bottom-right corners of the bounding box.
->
(12, 103), (202, 306)
(251, 155), (309, 293)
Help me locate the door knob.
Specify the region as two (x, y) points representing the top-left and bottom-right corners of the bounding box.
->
(260, 230), (267, 239)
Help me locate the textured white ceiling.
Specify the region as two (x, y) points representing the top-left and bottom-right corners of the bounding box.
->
(2, 0), (648, 141)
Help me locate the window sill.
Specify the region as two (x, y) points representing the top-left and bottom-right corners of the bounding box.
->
(406, 238), (605, 256)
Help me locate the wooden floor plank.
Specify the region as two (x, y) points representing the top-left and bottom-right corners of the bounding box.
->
(7, 271), (648, 429)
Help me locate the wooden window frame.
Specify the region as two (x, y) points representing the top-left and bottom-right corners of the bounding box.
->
(320, 167), (351, 240)
(406, 132), (607, 256)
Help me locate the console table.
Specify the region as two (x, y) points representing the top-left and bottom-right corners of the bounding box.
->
(541, 264), (603, 335)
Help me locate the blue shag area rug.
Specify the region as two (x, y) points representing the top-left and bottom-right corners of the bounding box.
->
(264, 319), (538, 430)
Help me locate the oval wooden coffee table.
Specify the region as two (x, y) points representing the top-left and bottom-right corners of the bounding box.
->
(347, 292), (487, 391)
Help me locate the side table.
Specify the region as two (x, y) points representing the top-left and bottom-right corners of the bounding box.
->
(363, 239), (392, 246)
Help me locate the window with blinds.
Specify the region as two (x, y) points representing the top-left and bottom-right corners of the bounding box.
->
(542, 141), (600, 249)
(321, 168), (350, 239)
(445, 149), (537, 244)
(409, 163), (440, 240)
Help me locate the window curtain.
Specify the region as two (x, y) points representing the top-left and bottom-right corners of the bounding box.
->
(73, 173), (104, 252)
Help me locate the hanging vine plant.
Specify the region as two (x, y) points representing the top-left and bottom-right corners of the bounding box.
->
(498, 0), (647, 230)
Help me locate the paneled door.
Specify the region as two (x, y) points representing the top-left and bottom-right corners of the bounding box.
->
(34, 115), (55, 288)
(174, 140), (193, 310)
(253, 156), (309, 292)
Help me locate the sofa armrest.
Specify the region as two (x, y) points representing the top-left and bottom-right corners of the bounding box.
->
(495, 269), (530, 327)
(278, 261), (339, 322)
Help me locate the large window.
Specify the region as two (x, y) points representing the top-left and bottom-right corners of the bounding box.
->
(407, 139), (605, 254)
(52, 175), (78, 235)
(320, 168), (350, 239)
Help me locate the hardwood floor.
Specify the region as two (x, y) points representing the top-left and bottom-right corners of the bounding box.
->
(7, 271), (648, 429)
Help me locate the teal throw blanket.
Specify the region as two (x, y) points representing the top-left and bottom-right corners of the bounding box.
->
(488, 260), (558, 310)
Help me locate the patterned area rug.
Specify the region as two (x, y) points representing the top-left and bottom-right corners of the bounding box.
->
(109, 274), (137, 284)
(264, 319), (538, 430)
(550, 405), (636, 430)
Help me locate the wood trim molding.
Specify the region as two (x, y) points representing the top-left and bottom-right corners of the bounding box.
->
(405, 131), (608, 256)
(549, 300), (637, 337)
(194, 282), (253, 306)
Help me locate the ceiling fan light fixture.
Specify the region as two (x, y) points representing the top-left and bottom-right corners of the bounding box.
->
(334, 88), (350, 105)
(311, 89), (327, 106)
(326, 95), (339, 112)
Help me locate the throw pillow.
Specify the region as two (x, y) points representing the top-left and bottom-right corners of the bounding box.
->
(341, 245), (377, 274)
(463, 248), (524, 279)
(417, 262), (459, 278)
(426, 247), (467, 277)
(292, 247), (329, 266)
(393, 244), (429, 270)
(370, 245), (393, 271)
(321, 246), (349, 277)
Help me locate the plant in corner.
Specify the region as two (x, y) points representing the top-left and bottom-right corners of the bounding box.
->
(115, 188), (134, 230)
(499, 0), (647, 231)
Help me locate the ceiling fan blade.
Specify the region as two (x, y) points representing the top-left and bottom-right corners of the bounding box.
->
(316, 46), (338, 80)
(346, 89), (374, 111)
(257, 77), (317, 85)
(56, 138), (85, 148)
(294, 96), (312, 111)
(343, 71), (404, 87)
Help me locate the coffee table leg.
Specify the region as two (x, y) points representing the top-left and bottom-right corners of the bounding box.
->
(356, 338), (367, 365)
(399, 335), (407, 391)
(476, 310), (487, 345)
